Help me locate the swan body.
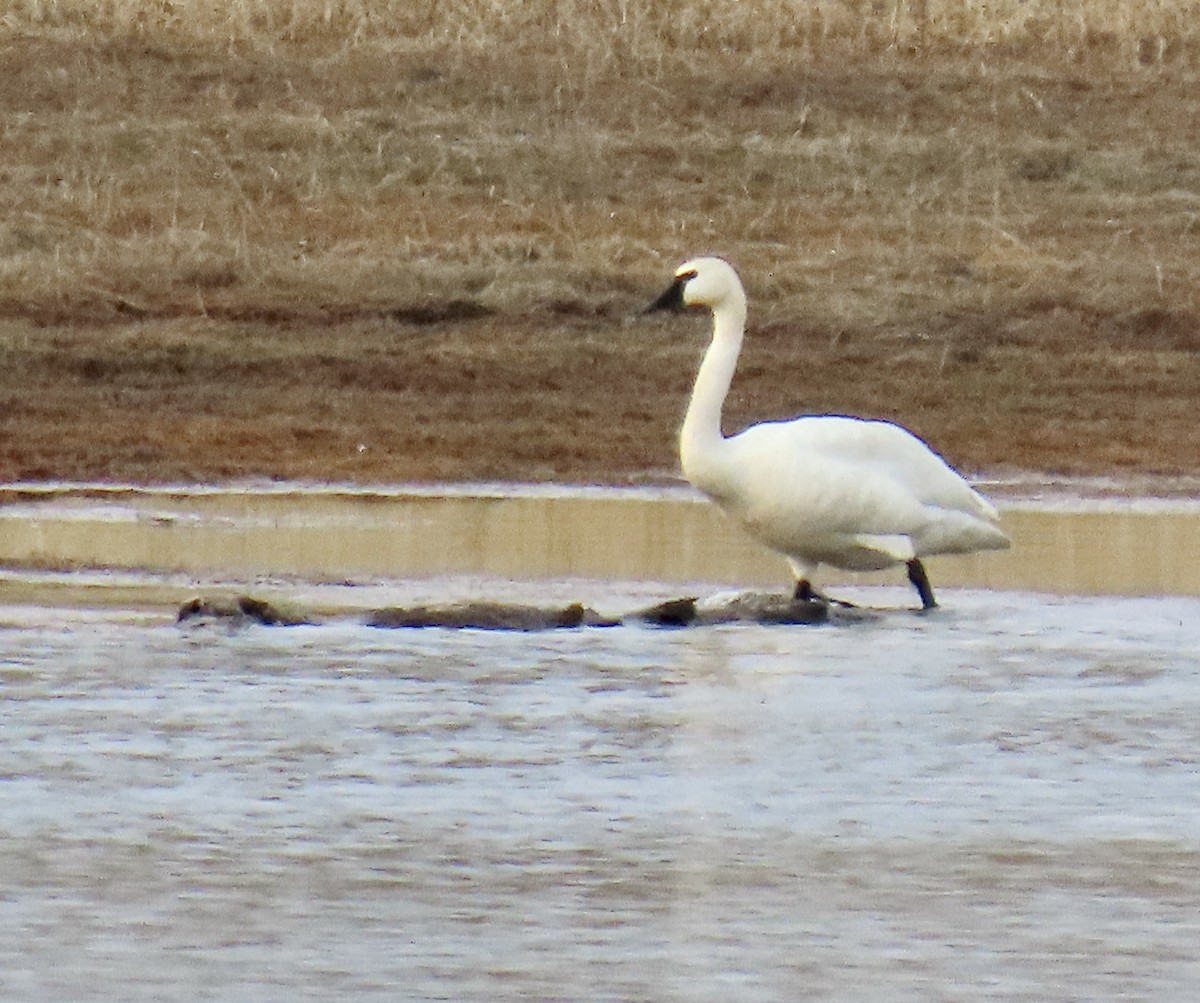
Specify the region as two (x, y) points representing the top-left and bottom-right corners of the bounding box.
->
(646, 256), (1009, 608)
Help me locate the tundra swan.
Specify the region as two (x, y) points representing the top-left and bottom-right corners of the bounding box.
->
(646, 256), (1009, 609)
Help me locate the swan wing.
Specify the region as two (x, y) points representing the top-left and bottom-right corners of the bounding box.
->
(715, 418), (1009, 563)
(719, 425), (933, 538)
(763, 415), (1001, 522)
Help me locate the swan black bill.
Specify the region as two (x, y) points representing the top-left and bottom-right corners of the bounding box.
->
(643, 271), (695, 314)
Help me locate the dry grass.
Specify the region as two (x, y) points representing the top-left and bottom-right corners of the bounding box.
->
(2, 2), (1200, 485)
(7, 0), (1200, 62)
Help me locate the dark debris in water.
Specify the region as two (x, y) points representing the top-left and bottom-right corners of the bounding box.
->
(177, 595), (314, 627)
(176, 591), (877, 631)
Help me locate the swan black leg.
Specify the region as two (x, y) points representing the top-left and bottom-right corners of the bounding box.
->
(906, 558), (937, 610)
(794, 580), (819, 602)
(794, 579), (857, 609)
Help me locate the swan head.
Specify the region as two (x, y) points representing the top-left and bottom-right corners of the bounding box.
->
(645, 257), (746, 316)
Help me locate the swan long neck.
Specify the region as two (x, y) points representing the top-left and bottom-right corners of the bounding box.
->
(680, 295), (746, 491)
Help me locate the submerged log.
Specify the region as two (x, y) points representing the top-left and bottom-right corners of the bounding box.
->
(365, 601), (619, 631)
(697, 592), (832, 625)
(628, 597), (700, 626)
(647, 592), (890, 625)
(364, 592), (849, 629)
(176, 591), (876, 631)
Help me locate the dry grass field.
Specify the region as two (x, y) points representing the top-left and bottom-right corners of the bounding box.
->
(3, 1), (1200, 486)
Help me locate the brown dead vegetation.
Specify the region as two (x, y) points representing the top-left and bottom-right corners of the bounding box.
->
(2, 3), (1200, 486)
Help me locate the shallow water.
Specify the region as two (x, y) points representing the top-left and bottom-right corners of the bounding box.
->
(6, 480), (1200, 596)
(3, 586), (1200, 1001)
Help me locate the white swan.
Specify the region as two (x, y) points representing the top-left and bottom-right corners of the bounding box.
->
(646, 256), (1009, 609)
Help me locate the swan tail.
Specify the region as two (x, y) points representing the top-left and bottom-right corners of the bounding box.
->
(918, 509), (1011, 555)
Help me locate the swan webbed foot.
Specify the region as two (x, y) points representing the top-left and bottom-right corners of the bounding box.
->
(793, 580), (858, 609)
(906, 558), (938, 611)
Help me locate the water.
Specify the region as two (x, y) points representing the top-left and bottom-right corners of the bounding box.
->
(7, 480), (1200, 596)
(3, 586), (1200, 1001)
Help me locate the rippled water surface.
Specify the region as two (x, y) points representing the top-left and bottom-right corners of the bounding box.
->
(3, 586), (1200, 1001)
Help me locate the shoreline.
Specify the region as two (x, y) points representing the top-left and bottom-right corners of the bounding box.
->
(6, 469), (1200, 505)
